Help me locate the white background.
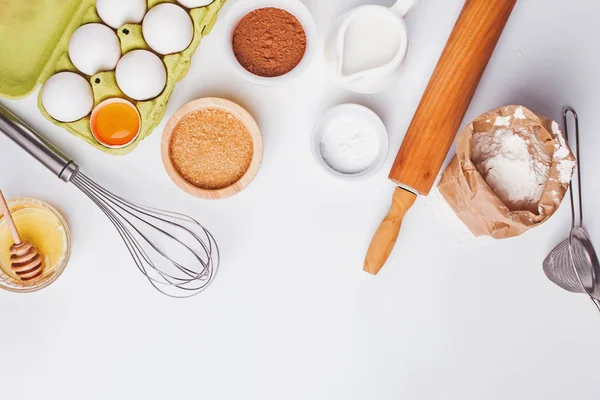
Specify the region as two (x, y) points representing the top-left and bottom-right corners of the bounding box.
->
(1, 0), (600, 399)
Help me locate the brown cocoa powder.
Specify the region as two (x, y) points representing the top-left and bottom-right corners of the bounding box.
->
(232, 7), (307, 78)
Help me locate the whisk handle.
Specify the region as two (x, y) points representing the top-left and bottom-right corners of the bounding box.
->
(0, 104), (78, 182)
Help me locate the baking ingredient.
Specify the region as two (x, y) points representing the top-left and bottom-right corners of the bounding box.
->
(41, 72), (94, 122)
(0, 191), (44, 282)
(115, 50), (167, 101)
(68, 23), (121, 76)
(232, 8), (306, 77)
(96, 0), (147, 29)
(438, 106), (575, 240)
(341, 12), (403, 76)
(143, 3), (194, 55)
(0, 199), (68, 284)
(471, 126), (551, 212)
(552, 121), (570, 159)
(320, 114), (380, 174)
(170, 109), (253, 189)
(551, 121), (577, 184)
(558, 159), (577, 185)
(514, 106), (526, 120)
(177, 0), (213, 8)
(9, 0), (223, 156)
(91, 99), (140, 148)
(493, 115), (511, 127)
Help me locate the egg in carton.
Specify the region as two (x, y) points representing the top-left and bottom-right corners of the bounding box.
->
(36, 0), (225, 156)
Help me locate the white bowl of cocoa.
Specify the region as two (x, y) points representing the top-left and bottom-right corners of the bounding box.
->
(222, 0), (318, 85)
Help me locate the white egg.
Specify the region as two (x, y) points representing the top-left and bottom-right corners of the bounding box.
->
(42, 72), (94, 122)
(177, 0), (214, 8)
(116, 50), (167, 101)
(142, 3), (193, 55)
(96, 0), (147, 29)
(68, 23), (121, 76)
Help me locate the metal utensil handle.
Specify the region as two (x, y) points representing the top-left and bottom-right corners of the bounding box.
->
(0, 104), (78, 182)
(592, 298), (600, 314)
(563, 107), (583, 228)
(564, 108), (600, 315)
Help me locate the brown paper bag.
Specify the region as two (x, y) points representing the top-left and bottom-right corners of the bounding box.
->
(438, 105), (576, 239)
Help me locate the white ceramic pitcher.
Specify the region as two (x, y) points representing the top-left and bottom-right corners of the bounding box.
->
(325, 0), (420, 94)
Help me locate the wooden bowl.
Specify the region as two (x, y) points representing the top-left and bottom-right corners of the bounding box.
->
(161, 98), (263, 200)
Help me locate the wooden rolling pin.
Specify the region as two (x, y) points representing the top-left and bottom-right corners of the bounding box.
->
(364, 0), (517, 275)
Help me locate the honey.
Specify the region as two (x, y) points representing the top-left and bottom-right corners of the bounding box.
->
(0, 199), (70, 291)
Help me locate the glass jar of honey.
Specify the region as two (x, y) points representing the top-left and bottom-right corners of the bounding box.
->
(0, 198), (71, 292)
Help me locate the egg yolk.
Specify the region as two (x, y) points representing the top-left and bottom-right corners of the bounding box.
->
(92, 103), (140, 146)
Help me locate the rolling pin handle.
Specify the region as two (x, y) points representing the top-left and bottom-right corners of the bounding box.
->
(363, 187), (417, 275)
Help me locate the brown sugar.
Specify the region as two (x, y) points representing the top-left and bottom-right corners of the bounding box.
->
(169, 109), (254, 190)
(232, 7), (307, 78)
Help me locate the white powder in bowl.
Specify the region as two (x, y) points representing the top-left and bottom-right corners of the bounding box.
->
(320, 115), (380, 174)
(471, 126), (551, 212)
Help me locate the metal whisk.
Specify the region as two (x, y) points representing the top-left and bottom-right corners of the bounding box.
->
(0, 104), (219, 298)
(543, 108), (600, 314)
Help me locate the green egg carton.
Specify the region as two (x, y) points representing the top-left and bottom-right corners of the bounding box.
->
(0, 0), (226, 155)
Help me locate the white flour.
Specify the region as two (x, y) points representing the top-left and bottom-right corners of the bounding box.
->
(494, 115), (511, 127)
(320, 115), (380, 174)
(514, 107), (527, 120)
(471, 126), (551, 212)
(551, 121), (577, 184)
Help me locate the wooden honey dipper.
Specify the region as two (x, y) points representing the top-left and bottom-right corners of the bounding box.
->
(0, 190), (44, 282)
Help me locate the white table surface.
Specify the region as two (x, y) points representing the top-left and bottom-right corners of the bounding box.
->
(2, 0), (600, 399)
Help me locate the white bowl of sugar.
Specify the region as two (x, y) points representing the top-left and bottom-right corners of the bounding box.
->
(311, 104), (389, 180)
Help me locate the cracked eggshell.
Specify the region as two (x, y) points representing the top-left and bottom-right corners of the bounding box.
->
(176, 0), (214, 8)
(68, 23), (121, 76)
(96, 0), (147, 29)
(42, 72), (94, 122)
(142, 3), (194, 55)
(115, 50), (167, 101)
